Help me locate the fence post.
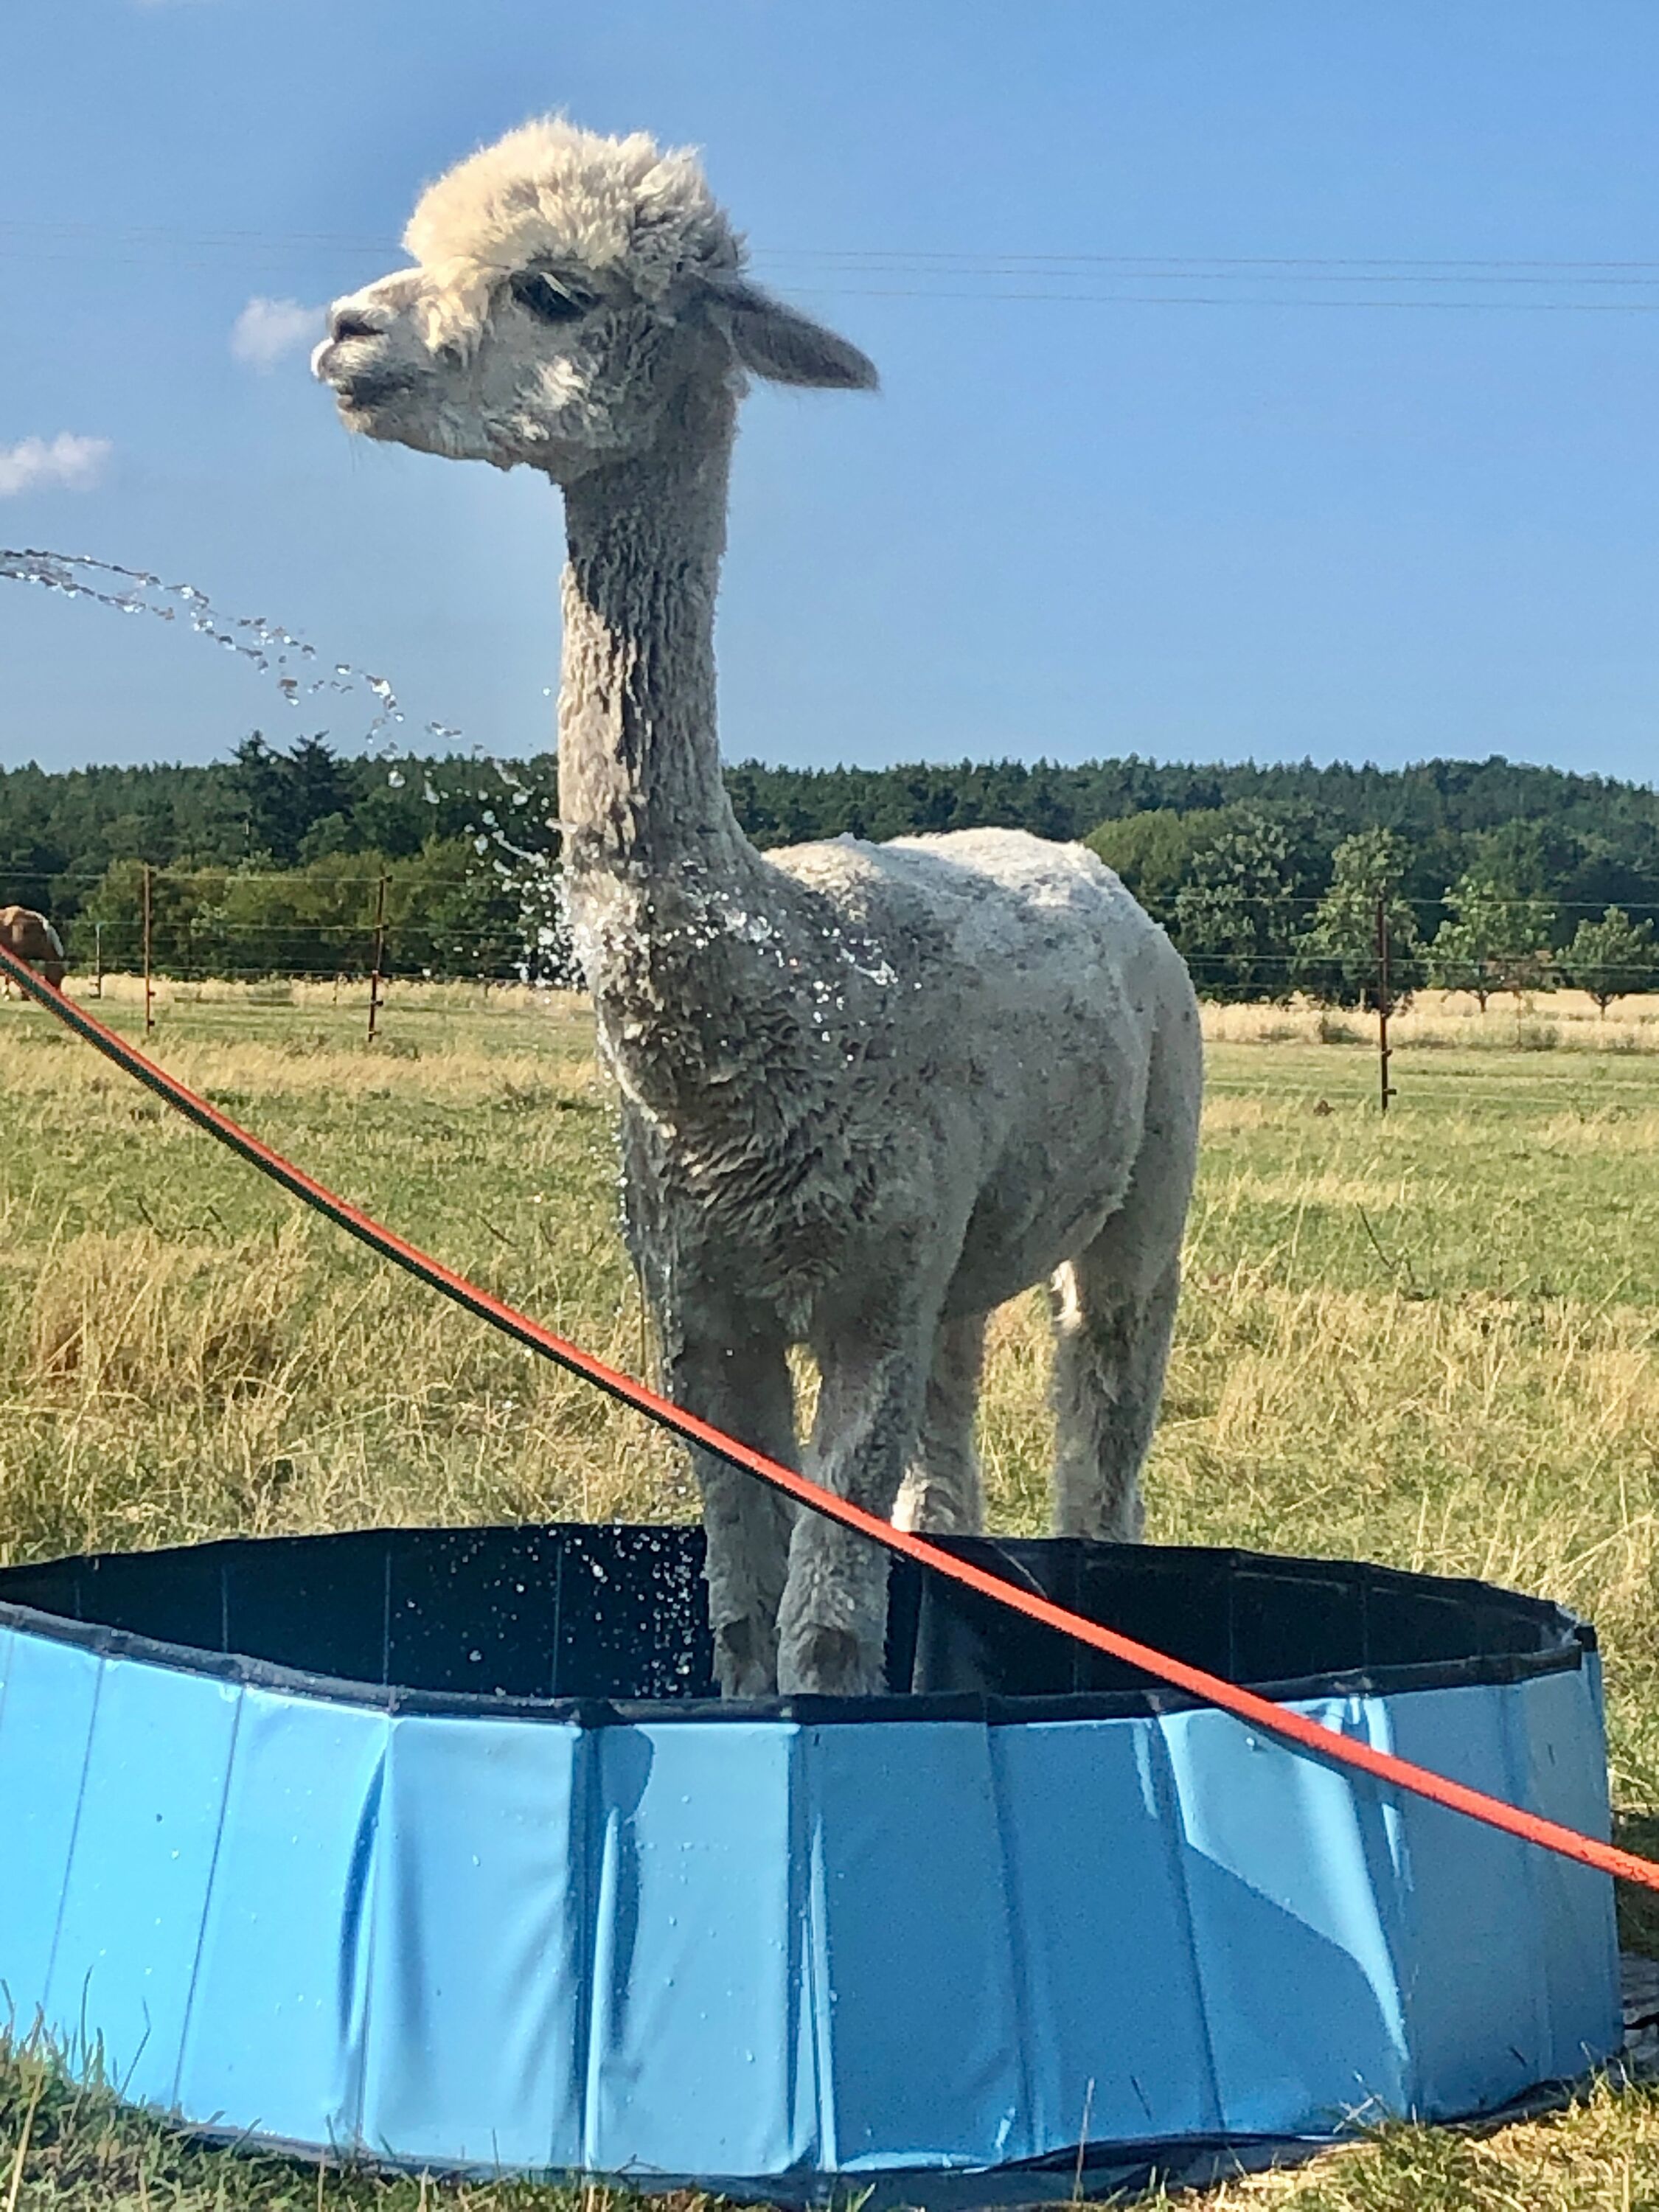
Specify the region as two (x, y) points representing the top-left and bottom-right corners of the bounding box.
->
(1375, 893), (1394, 1115)
(142, 865), (154, 1038)
(367, 872), (388, 1043)
(93, 920), (103, 1001)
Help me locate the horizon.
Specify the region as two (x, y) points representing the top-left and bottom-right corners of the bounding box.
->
(5, 3), (1659, 782)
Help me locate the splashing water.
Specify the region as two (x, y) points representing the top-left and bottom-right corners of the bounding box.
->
(0, 547), (435, 751)
(1, 546), (577, 983)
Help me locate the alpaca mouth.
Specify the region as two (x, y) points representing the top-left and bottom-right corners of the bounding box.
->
(332, 369), (416, 410)
(312, 338), (417, 416)
(325, 372), (422, 440)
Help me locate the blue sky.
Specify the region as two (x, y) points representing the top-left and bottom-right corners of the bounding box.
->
(3, 1), (1659, 782)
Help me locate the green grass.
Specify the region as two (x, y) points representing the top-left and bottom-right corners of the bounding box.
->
(3, 984), (1659, 2208)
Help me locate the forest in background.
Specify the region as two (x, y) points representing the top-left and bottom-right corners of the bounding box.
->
(2, 739), (1658, 1001)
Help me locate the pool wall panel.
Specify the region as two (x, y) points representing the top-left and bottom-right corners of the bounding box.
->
(582, 1719), (814, 2180)
(173, 1688), (389, 2150)
(358, 1712), (586, 2171)
(809, 1719), (1026, 2172)
(44, 1658), (240, 2109)
(1507, 1664), (1623, 2083)
(1163, 1697), (1412, 2134)
(0, 1632), (103, 2043)
(1381, 1678), (1614, 2117)
(987, 1717), (1221, 2151)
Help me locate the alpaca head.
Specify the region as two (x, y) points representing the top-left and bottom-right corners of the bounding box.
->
(314, 116), (877, 481)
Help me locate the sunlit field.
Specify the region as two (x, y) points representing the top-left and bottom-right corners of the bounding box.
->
(1202, 987), (1659, 1054)
(3, 978), (1658, 2211)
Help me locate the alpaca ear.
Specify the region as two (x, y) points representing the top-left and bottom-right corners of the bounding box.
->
(706, 276), (878, 392)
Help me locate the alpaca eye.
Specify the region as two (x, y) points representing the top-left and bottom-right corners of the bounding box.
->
(509, 271), (593, 324)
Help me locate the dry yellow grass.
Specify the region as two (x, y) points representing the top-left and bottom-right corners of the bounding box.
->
(1201, 987), (1659, 1053)
(1184, 2076), (1659, 2210)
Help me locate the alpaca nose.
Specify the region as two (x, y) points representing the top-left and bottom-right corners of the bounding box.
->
(329, 301), (388, 344)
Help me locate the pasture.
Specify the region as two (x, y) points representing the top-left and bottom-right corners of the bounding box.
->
(2, 980), (1658, 2210)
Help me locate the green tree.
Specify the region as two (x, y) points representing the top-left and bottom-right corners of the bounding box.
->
(191, 854), (383, 978)
(1083, 807), (1231, 923)
(1170, 807), (1305, 1001)
(74, 841), (548, 983)
(1295, 828), (1423, 1008)
(1427, 872), (1557, 1009)
(383, 840), (559, 981)
(288, 734), (351, 837)
(228, 734), (300, 863)
(1558, 905), (1659, 1012)
(77, 859), (223, 972)
(227, 734), (353, 866)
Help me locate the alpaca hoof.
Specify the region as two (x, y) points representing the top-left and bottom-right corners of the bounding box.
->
(781, 1625), (883, 1697)
(713, 1616), (778, 1698)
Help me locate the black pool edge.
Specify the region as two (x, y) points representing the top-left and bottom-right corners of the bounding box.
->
(164, 2053), (1628, 2210)
(0, 1524), (1596, 1729)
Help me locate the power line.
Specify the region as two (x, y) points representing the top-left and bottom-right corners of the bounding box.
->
(2, 219), (1657, 271)
(5, 220), (1659, 310)
(775, 287), (1659, 313)
(759, 249), (1659, 271)
(751, 257), (1659, 288)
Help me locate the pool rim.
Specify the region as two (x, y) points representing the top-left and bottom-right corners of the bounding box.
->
(0, 1525), (1598, 1730)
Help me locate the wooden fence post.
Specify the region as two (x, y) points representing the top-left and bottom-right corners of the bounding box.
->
(367, 873), (388, 1043)
(142, 865), (154, 1037)
(1375, 894), (1394, 1115)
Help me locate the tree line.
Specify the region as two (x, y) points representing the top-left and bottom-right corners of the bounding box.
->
(1, 737), (1656, 999)
(0, 737), (563, 982)
(1096, 815), (1658, 1010)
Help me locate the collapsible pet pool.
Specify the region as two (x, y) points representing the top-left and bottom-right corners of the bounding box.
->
(0, 1526), (1622, 2204)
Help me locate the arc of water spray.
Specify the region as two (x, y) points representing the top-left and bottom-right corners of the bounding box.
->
(0, 546), (452, 750)
(1, 546), (574, 981)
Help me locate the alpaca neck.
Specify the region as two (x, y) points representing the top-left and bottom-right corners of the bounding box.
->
(557, 379), (748, 878)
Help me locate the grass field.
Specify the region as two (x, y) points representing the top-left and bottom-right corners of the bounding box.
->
(3, 979), (1659, 2209)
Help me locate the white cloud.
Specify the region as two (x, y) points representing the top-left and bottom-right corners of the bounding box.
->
(232, 296), (325, 371)
(0, 434), (113, 498)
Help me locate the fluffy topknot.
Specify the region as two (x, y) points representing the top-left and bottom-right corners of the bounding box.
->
(403, 116), (742, 349)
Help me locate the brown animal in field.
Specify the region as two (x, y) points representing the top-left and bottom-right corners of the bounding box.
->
(0, 906), (68, 995)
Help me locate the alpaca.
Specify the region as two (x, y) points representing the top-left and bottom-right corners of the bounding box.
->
(0, 906), (66, 994)
(314, 118), (1203, 1697)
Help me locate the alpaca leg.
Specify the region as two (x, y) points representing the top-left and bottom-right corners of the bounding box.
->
(776, 1326), (933, 1695)
(1049, 1233), (1183, 1542)
(665, 1331), (797, 1696)
(1051, 1004), (1200, 1540)
(892, 1312), (987, 1535)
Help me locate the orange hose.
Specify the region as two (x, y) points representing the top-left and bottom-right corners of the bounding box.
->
(4, 941), (1656, 1892)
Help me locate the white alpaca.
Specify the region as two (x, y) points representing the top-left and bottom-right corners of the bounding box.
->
(315, 118), (1203, 1697)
